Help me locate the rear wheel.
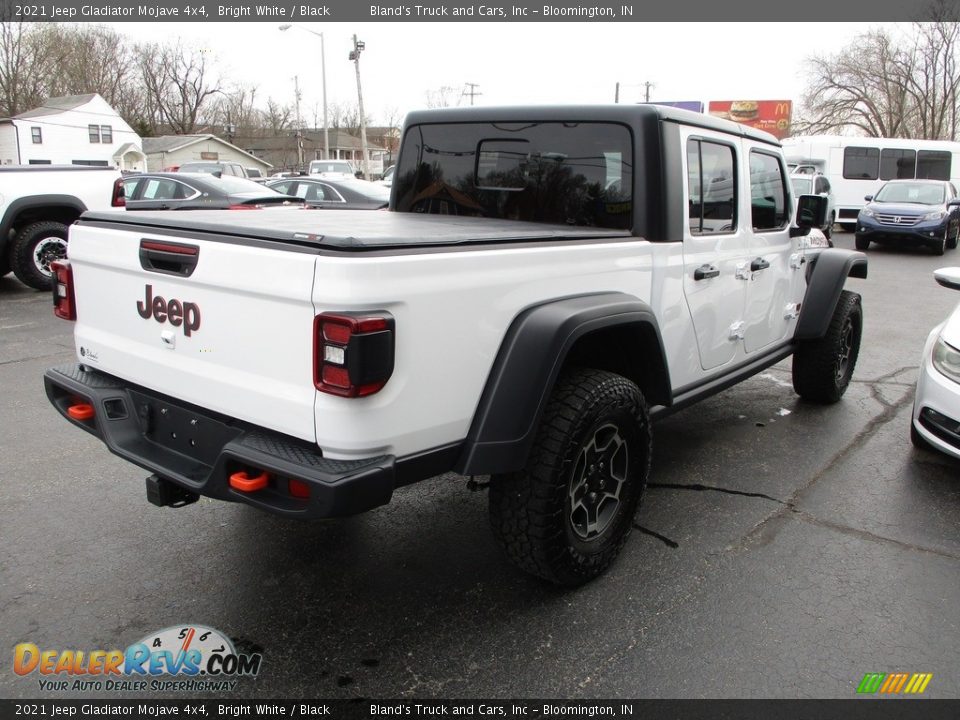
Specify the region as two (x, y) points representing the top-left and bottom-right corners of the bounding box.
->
(11, 221), (69, 290)
(489, 369), (651, 586)
(793, 290), (862, 404)
(948, 222), (959, 250)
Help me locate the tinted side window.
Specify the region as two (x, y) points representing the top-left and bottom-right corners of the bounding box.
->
(750, 151), (788, 231)
(843, 146), (879, 180)
(687, 138), (736, 235)
(880, 148), (916, 180)
(394, 122), (633, 229)
(917, 150), (952, 180)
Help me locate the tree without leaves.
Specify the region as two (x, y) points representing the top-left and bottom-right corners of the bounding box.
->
(138, 40), (222, 135)
(798, 12), (960, 139)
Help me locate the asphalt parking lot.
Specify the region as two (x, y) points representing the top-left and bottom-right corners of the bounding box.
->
(2, 230), (959, 700)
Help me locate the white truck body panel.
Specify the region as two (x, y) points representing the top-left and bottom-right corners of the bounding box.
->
(68, 221), (319, 443)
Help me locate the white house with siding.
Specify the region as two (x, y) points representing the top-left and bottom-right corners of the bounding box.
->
(0, 93), (145, 170)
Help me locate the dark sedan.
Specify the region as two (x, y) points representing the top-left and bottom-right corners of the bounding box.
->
(855, 179), (960, 255)
(121, 173), (299, 210)
(265, 177), (390, 210)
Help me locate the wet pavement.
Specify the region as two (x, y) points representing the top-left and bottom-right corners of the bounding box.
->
(1, 230), (958, 700)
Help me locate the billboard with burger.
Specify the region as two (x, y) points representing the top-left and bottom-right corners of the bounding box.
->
(708, 100), (792, 139)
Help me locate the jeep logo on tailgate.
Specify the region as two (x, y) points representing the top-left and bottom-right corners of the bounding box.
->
(137, 284), (201, 336)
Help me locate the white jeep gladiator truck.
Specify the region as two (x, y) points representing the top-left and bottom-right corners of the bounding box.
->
(44, 106), (867, 585)
(0, 165), (124, 290)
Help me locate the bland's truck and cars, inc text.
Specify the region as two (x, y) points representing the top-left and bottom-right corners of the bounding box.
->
(43, 105), (866, 586)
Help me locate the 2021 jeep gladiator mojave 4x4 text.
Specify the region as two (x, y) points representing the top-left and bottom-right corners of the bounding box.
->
(0, 165), (123, 290)
(45, 106), (867, 585)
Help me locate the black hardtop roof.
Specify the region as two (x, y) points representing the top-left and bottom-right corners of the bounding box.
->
(401, 104), (781, 147)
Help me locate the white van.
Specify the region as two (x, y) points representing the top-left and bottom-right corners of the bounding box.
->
(782, 135), (960, 231)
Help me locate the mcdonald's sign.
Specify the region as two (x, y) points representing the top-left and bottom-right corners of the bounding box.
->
(707, 100), (793, 139)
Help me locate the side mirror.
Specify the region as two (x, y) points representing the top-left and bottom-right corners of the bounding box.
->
(948, 199), (960, 208)
(864, 195), (873, 202)
(934, 267), (960, 291)
(791, 194), (827, 237)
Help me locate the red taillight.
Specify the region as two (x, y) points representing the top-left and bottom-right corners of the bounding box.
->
(288, 479), (311, 499)
(111, 177), (125, 207)
(51, 260), (76, 321)
(313, 312), (394, 397)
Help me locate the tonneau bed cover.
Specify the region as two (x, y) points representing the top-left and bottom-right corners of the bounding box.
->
(78, 209), (633, 250)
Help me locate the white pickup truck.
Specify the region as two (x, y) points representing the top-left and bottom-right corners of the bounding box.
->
(44, 106), (867, 585)
(0, 165), (123, 289)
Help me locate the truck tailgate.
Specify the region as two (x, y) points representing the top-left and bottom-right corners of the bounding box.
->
(66, 222), (318, 442)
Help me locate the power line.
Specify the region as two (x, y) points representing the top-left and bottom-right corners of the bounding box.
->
(462, 83), (481, 106)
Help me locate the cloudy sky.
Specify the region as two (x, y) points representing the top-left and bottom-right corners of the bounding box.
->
(104, 21), (905, 125)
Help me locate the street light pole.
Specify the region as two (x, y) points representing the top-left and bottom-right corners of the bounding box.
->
(279, 23), (329, 161)
(349, 34), (370, 180)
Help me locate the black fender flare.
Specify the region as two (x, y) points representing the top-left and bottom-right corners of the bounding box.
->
(795, 249), (868, 341)
(0, 194), (88, 258)
(456, 292), (671, 476)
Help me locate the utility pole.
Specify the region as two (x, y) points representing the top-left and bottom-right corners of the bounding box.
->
(349, 35), (370, 179)
(279, 24), (329, 160)
(293, 75), (304, 170)
(462, 82), (482, 106)
(644, 81), (654, 103)
(615, 82), (620, 103)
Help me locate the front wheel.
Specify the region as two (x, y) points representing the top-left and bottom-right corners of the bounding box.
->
(11, 221), (69, 290)
(489, 369), (651, 586)
(792, 290), (863, 404)
(823, 212), (835, 241)
(854, 235), (870, 251)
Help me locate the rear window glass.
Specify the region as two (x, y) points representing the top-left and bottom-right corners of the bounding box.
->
(394, 122), (633, 229)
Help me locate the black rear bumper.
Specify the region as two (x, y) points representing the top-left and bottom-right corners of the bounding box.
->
(44, 364), (395, 519)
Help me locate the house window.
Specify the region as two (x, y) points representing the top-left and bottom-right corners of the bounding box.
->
(31, 127), (42, 144)
(101, 125), (113, 143)
(89, 125), (100, 143)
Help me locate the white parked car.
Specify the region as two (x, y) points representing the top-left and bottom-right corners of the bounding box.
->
(307, 160), (357, 180)
(911, 267), (960, 460)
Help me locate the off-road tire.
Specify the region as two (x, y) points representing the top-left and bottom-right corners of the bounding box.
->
(11, 221), (69, 290)
(489, 368), (651, 586)
(854, 235), (870, 251)
(793, 290), (862, 404)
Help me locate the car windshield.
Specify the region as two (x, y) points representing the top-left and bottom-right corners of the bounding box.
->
(310, 161), (354, 174)
(790, 178), (812, 195)
(874, 182), (945, 205)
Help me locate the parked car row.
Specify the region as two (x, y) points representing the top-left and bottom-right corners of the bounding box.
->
(117, 172), (391, 212)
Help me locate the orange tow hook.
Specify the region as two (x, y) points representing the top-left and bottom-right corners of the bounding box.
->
(229, 471), (269, 492)
(67, 403), (95, 421)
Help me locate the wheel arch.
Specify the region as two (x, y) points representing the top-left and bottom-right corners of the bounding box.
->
(456, 292), (671, 476)
(0, 195), (87, 259)
(795, 249), (867, 341)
